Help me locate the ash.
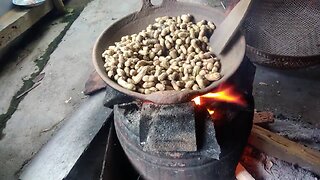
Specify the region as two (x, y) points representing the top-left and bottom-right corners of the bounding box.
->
(241, 146), (318, 180)
(265, 116), (320, 151)
(242, 116), (320, 180)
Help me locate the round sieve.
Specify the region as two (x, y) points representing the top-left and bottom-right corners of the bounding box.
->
(241, 0), (320, 68)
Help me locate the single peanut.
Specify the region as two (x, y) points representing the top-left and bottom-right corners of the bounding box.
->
(117, 78), (136, 90)
(181, 14), (192, 23)
(185, 80), (194, 89)
(156, 83), (165, 91)
(171, 81), (181, 90)
(205, 72), (221, 81)
(132, 66), (148, 84)
(196, 75), (205, 89)
(158, 73), (167, 81)
(142, 82), (155, 88)
(192, 84), (200, 90)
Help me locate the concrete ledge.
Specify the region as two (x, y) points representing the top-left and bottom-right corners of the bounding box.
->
(20, 91), (112, 180)
(0, 1), (54, 51)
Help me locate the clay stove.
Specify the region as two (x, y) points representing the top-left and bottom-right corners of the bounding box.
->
(101, 58), (255, 180)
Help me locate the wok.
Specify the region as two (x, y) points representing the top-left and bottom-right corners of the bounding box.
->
(93, 0), (246, 104)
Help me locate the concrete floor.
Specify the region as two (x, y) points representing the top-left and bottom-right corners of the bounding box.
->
(253, 64), (320, 127)
(0, 0), (319, 179)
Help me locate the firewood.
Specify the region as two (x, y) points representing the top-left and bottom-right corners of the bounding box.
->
(249, 125), (320, 176)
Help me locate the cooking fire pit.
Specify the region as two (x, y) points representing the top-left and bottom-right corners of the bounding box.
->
(101, 58), (255, 180)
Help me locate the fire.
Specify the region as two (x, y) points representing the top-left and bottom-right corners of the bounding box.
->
(192, 85), (246, 107)
(193, 96), (201, 105)
(207, 109), (215, 115)
(192, 85), (246, 117)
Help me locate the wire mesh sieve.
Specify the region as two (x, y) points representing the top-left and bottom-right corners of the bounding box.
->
(224, 0), (320, 68)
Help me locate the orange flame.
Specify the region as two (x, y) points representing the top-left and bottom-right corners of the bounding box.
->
(207, 109), (215, 115)
(192, 85), (246, 107)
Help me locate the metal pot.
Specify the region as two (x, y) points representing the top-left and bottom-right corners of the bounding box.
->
(93, 0), (246, 104)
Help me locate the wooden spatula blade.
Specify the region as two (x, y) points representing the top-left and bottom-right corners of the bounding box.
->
(211, 0), (252, 55)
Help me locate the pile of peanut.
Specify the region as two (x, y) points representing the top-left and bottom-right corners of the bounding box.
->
(102, 14), (221, 94)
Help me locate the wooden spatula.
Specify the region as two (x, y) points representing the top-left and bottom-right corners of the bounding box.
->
(210, 0), (252, 55)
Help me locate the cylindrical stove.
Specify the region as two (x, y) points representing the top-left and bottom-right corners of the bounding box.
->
(102, 58), (255, 180)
